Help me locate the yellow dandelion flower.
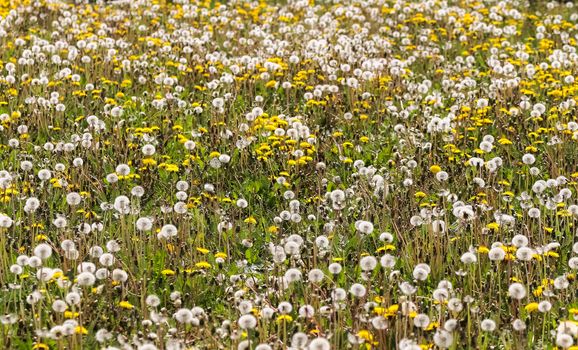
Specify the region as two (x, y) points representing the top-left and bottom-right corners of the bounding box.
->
(75, 326), (88, 335)
(486, 222), (499, 230)
(357, 330), (374, 342)
(276, 315), (293, 323)
(498, 137), (513, 145)
(525, 302), (539, 312)
(142, 158), (157, 166)
(429, 165), (442, 174)
(387, 304), (399, 314)
(64, 311), (80, 319)
(477, 246), (490, 254)
(195, 261), (212, 269)
(196, 247), (209, 254)
(119, 301), (134, 309)
(244, 216), (257, 224)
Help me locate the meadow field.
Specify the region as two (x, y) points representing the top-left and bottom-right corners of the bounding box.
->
(2, 0), (578, 348)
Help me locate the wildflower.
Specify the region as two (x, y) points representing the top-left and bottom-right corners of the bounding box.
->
(430, 165), (442, 174)
(33, 244), (52, 260)
(380, 254), (396, 269)
(38, 169), (52, 181)
(488, 247), (506, 261)
(525, 303), (539, 312)
(512, 319), (526, 331)
(308, 269), (324, 283)
(528, 208), (541, 218)
(112, 269), (128, 283)
(195, 261), (212, 269)
(413, 266), (430, 281)
(276, 314), (293, 323)
(63, 291), (80, 306)
(66, 192), (82, 206)
(298, 305), (314, 318)
(414, 314), (430, 329)
(174, 308), (193, 323)
(538, 300), (552, 313)
(75, 326), (88, 335)
(113, 196), (131, 214)
(349, 283), (366, 298)
(98, 253), (115, 267)
(447, 298), (463, 312)
(433, 330), (453, 348)
(480, 319), (496, 332)
(159, 224), (178, 239)
(76, 272), (96, 286)
(399, 282), (417, 296)
(460, 252), (477, 264)
(9, 265), (22, 275)
(308, 338), (331, 350)
(136, 217), (153, 231)
(244, 216), (257, 225)
(508, 283), (527, 300)
(328, 263), (342, 275)
(119, 301), (134, 309)
(522, 154), (536, 165)
(238, 314), (257, 329)
(444, 319), (458, 332)
(360, 256), (378, 271)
